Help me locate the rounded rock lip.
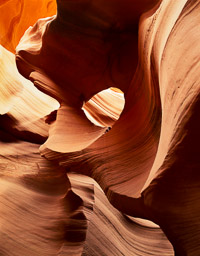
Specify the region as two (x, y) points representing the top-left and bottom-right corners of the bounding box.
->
(124, 215), (160, 228)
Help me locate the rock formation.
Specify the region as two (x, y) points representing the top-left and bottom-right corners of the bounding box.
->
(0, 0), (199, 255)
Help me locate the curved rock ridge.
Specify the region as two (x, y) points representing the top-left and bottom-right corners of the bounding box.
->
(40, 103), (107, 153)
(81, 173), (173, 256)
(0, 0), (199, 255)
(40, 87), (125, 153)
(16, 0), (162, 197)
(140, 1), (200, 254)
(142, 0), (200, 189)
(0, 139), (95, 256)
(0, 45), (23, 115)
(0, 45), (59, 141)
(0, 0), (57, 53)
(0, 137), (173, 255)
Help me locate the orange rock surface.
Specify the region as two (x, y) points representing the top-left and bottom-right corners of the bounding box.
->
(0, 0), (57, 53)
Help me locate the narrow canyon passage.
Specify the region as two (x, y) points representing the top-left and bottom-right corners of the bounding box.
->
(0, 0), (200, 255)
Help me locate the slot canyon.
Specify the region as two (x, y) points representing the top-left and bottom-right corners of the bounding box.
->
(0, 0), (199, 255)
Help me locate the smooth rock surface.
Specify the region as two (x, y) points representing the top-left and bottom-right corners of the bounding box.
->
(0, 0), (199, 255)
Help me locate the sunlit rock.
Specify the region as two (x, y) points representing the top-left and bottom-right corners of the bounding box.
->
(0, 0), (200, 255)
(0, 0), (57, 53)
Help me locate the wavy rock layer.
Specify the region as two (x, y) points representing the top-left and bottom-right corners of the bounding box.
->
(16, 0), (162, 197)
(0, 0), (200, 255)
(0, 139), (95, 256)
(83, 176), (173, 256)
(0, 0), (57, 53)
(0, 46), (59, 142)
(82, 88), (125, 127)
(0, 136), (173, 255)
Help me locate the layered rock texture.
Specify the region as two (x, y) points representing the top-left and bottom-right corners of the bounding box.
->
(0, 0), (200, 255)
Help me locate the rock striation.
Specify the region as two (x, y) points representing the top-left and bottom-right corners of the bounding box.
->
(0, 0), (199, 255)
